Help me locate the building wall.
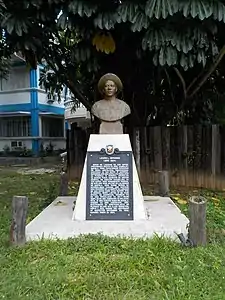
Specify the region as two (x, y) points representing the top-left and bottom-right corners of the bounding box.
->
(0, 138), (66, 152)
(0, 63), (66, 154)
(0, 65), (31, 108)
(0, 66), (30, 91)
(40, 138), (66, 150)
(0, 64), (66, 112)
(38, 89), (65, 114)
(0, 138), (32, 151)
(0, 113), (65, 152)
(0, 63), (87, 117)
(0, 90), (30, 107)
(0, 61), (90, 154)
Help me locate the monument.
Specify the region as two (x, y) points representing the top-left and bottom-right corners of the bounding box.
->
(72, 73), (146, 221)
(26, 73), (189, 240)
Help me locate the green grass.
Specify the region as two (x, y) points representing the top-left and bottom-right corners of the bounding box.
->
(0, 169), (225, 300)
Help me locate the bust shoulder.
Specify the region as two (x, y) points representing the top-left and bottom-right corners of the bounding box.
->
(91, 98), (131, 121)
(91, 100), (104, 114)
(116, 99), (131, 116)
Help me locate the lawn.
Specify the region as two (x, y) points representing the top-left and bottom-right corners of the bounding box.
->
(0, 168), (225, 300)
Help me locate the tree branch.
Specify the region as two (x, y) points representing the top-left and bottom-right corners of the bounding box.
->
(188, 44), (225, 99)
(164, 68), (175, 104)
(173, 67), (187, 100)
(66, 80), (91, 110)
(186, 68), (205, 95)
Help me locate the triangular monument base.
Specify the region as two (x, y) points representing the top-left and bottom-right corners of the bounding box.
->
(72, 134), (146, 221)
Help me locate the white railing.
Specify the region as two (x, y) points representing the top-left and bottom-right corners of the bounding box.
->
(64, 100), (85, 109)
(64, 100), (90, 121)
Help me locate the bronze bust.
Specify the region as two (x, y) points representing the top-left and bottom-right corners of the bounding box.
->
(91, 73), (131, 134)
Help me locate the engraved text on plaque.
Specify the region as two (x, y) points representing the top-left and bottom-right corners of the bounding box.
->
(86, 151), (133, 220)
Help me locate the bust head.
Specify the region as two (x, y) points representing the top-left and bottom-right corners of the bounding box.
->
(98, 73), (123, 98)
(103, 80), (117, 97)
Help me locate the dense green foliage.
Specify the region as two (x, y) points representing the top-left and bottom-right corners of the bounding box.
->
(1, 0), (225, 124)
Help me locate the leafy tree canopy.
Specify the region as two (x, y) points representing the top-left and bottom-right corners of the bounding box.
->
(1, 0), (225, 125)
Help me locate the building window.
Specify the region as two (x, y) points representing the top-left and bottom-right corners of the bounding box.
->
(11, 141), (23, 147)
(0, 116), (31, 137)
(42, 117), (64, 137)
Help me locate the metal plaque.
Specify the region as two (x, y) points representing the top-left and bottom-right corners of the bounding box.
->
(86, 149), (133, 220)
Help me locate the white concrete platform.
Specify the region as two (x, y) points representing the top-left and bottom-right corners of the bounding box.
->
(26, 196), (189, 241)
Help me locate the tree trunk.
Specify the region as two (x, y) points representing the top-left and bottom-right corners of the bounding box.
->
(158, 171), (169, 196)
(189, 196), (207, 247)
(67, 80), (92, 110)
(10, 196), (28, 246)
(59, 172), (69, 196)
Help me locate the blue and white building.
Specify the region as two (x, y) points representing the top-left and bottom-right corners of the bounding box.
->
(0, 54), (90, 155)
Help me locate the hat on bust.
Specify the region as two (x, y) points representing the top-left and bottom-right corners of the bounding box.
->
(98, 73), (123, 94)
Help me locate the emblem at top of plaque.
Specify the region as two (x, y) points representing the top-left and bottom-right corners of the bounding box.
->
(91, 73), (131, 134)
(100, 145), (119, 155)
(106, 145), (114, 155)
